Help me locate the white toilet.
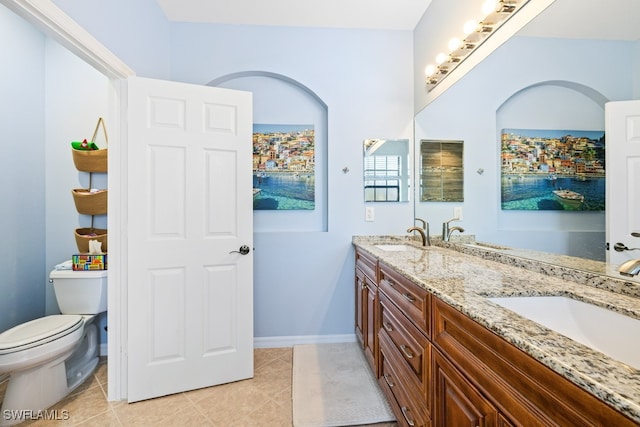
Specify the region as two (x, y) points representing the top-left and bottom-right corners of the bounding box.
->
(0, 268), (107, 426)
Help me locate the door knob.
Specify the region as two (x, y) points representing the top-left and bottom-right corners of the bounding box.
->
(229, 245), (251, 255)
(613, 242), (640, 252)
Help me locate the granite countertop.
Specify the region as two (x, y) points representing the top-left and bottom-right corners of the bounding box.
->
(353, 235), (640, 423)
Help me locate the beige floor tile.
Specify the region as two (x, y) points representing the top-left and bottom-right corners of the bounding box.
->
(3, 346), (396, 427)
(231, 398), (292, 427)
(111, 393), (193, 426)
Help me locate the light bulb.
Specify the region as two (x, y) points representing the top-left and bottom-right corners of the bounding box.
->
(482, 0), (498, 15)
(448, 38), (462, 52)
(463, 20), (478, 35)
(424, 64), (436, 77)
(435, 52), (448, 65)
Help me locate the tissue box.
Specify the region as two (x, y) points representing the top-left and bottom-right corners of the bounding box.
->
(72, 254), (107, 271)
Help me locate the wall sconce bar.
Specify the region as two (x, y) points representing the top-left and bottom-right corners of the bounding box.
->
(425, 0), (531, 92)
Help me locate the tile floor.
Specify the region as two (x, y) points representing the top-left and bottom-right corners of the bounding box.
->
(1, 348), (398, 427)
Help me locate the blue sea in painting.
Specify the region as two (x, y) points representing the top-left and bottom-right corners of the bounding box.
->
(253, 172), (315, 210)
(501, 174), (605, 211)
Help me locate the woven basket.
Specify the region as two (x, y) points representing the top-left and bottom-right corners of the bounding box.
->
(72, 149), (107, 172)
(72, 189), (107, 215)
(71, 117), (108, 172)
(74, 228), (108, 253)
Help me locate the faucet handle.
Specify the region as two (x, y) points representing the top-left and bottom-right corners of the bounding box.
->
(445, 217), (460, 224)
(414, 217), (427, 229)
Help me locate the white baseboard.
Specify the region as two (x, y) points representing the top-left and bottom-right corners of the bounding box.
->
(97, 334), (356, 356)
(253, 334), (357, 348)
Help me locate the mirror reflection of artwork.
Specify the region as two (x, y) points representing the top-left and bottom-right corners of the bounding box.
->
(501, 129), (605, 211)
(253, 124), (315, 210)
(420, 140), (463, 202)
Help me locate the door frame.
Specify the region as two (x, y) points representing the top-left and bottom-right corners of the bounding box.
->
(1, 0), (134, 400)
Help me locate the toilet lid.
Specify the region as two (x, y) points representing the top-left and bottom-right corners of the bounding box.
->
(0, 315), (83, 354)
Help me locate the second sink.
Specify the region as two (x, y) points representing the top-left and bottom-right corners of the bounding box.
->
(489, 295), (640, 370)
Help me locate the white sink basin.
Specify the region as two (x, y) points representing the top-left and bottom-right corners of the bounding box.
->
(488, 296), (640, 369)
(375, 244), (411, 251)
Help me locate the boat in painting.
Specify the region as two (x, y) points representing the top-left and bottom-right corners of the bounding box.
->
(552, 189), (584, 208)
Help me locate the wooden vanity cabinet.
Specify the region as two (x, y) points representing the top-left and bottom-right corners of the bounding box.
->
(355, 248), (379, 373)
(432, 297), (639, 427)
(432, 347), (499, 427)
(353, 248), (640, 427)
(378, 262), (432, 426)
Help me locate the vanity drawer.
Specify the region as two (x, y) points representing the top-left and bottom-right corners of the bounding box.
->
(356, 248), (378, 282)
(379, 335), (431, 427)
(379, 262), (430, 335)
(380, 292), (431, 405)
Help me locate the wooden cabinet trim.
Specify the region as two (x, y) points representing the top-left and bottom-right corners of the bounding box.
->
(379, 293), (431, 408)
(356, 248), (378, 283)
(380, 335), (431, 427)
(379, 262), (430, 336)
(432, 297), (638, 426)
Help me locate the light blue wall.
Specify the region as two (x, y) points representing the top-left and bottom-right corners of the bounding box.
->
(52, 0), (171, 79)
(0, 4), (46, 332)
(414, 36), (637, 260)
(0, 5), (109, 345)
(47, 4), (415, 339)
(169, 23), (415, 338)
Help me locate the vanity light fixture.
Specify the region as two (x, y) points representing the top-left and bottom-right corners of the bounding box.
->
(425, 0), (530, 92)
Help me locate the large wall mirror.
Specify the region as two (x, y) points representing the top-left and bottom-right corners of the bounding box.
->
(413, 0), (640, 281)
(363, 138), (410, 202)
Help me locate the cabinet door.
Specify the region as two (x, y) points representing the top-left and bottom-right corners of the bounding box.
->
(433, 349), (497, 427)
(364, 278), (377, 372)
(355, 267), (366, 346)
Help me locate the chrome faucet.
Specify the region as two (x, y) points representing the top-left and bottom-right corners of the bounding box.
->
(619, 259), (640, 277)
(446, 226), (465, 241)
(442, 217), (464, 242)
(413, 218), (430, 246)
(407, 226), (428, 247)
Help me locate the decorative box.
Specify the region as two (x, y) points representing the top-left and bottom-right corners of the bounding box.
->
(72, 254), (107, 271)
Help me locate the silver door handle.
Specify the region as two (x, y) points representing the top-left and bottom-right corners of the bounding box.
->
(614, 242), (640, 252)
(229, 245), (251, 255)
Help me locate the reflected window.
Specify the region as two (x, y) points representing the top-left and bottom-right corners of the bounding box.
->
(364, 155), (401, 202)
(363, 139), (410, 202)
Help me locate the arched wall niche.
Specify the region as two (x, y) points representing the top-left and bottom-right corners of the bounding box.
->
(210, 71), (329, 232)
(494, 79), (608, 261)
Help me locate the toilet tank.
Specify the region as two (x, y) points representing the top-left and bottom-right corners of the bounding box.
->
(49, 269), (108, 314)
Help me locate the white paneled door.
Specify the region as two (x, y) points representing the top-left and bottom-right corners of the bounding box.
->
(126, 76), (253, 402)
(605, 100), (640, 266)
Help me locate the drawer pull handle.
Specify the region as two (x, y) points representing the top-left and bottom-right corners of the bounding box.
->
(383, 322), (394, 332)
(401, 406), (416, 426)
(386, 278), (395, 287)
(402, 293), (416, 303)
(383, 373), (394, 388)
(361, 282), (368, 290)
(400, 344), (414, 359)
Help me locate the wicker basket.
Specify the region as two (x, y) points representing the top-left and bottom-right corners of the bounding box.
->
(72, 148), (107, 172)
(74, 228), (108, 253)
(71, 117), (108, 172)
(72, 189), (107, 215)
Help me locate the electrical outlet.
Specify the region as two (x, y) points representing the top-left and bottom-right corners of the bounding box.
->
(365, 206), (375, 222)
(454, 207), (463, 220)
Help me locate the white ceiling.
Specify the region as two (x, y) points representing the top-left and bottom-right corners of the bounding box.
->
(155, 0), (433, 31)
(155, 0), (640, 40)
(520, 0), (640, 41)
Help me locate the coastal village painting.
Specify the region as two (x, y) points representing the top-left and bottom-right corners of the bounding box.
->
(252, 124), (315, 210)
(501, 129), (605, 211)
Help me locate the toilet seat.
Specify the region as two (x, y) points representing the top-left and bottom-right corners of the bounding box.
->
(0, 315), (83, 355)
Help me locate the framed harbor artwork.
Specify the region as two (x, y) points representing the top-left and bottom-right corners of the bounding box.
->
(252, 124), (315, 210)
(501, 128), (605, 211)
